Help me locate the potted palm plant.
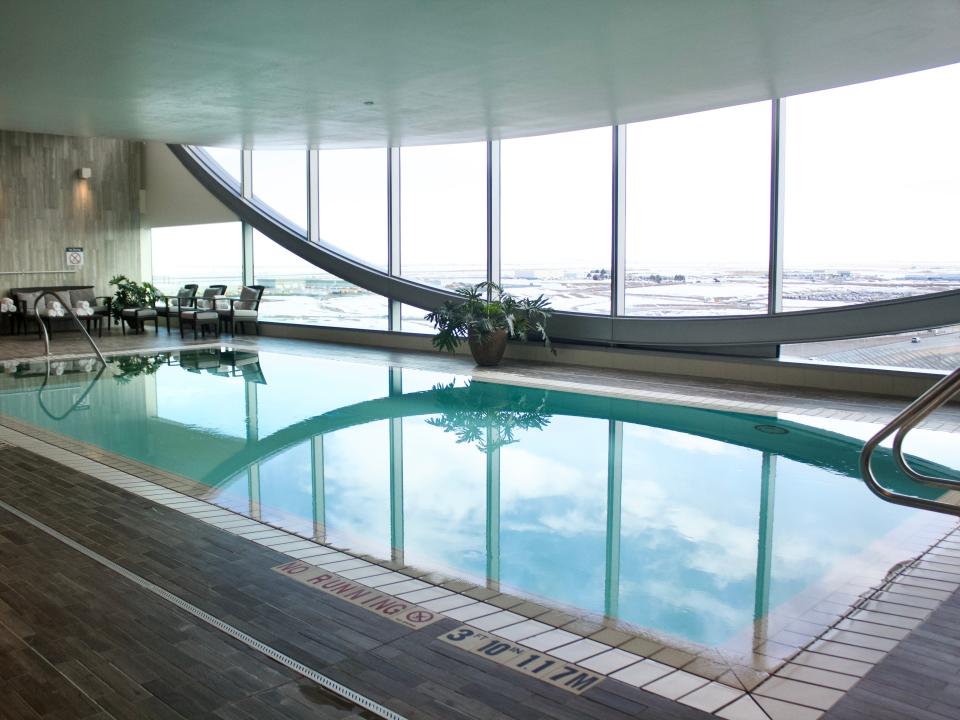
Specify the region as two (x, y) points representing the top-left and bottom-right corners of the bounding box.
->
(425, 282), (554, 366)
(109, 275), (161, 327)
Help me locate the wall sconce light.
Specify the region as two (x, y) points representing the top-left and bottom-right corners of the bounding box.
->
(77, 167), (92, 180)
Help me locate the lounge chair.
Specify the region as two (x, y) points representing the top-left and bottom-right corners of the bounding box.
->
(156, 284), (199, 333)
(217, 285), (265, 336)
(180, 285), (227, 339)
(121, 307), (159, 334)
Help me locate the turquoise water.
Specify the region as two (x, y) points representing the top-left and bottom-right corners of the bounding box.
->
(1, 349), (957, 651)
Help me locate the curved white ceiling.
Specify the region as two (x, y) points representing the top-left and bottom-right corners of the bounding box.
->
(1, 0), (958, 149)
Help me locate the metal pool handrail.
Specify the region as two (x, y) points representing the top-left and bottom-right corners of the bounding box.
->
(860, 366), (960, 515)
(37, 362), (107, 421)
(32, 290), (106, 365)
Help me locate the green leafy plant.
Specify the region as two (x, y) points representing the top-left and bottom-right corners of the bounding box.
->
(425, 381), (551, 453)
(424, 281), (555, 354)
(108, 274), (161, 322)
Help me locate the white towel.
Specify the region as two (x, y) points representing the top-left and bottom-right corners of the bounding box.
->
(50, 361), (66, 376)
(1, 360), (19, 373)
(47, 301), (66, 318)
(75, 300), (93, 317)
(78, 358), (97, 372)
(215, 299), (230, 310)
(0, 297), (14, 313)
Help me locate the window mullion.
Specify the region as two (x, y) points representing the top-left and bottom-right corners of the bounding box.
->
(768, 99), (785, 315)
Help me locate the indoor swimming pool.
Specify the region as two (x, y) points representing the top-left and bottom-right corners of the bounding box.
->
(1, 348), (957, 663)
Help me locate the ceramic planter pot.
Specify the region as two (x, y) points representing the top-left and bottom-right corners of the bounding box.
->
(468, 328), (508, 366)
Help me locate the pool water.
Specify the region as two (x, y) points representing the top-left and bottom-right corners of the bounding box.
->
(1, 349), (957, 655)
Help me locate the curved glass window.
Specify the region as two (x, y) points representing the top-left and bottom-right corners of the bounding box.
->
(399, 141), (487, 331)
(200, 146), (241, 184)
(252, 230), (388, 329)
(179, 62), (960, 362)
(251, 150), (308, 231)
(501, 127), (612, 314)
(400, 142), (487, 289)
(200, 147), (243, 185)
(782, 63), (960, 311)
(317, 148), (387, 269)
(625, 102), (771, 316)
(151, 221), (243, 296)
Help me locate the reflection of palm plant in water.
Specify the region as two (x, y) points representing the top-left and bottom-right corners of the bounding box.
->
(426, 381), (551, 453)
(113, 353), (167, 384)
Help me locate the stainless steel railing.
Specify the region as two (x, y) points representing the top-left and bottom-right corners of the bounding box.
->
(37, 362), (107, 420)
(32, 291), (107, 365)
(860, 366), (960, 515)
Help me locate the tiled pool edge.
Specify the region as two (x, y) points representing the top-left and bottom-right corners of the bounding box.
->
(1, 418), (958, 720)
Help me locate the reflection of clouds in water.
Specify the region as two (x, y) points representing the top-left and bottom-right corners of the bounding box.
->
(499, 448), (588, 503)
(620, 499), (758, 586)
(620, 480), (669, 521)
(251, 403), (922, 646)
(625, 424), (741, 456)
(403, 419), (488, 571)
(261, 446), (313, 494)
(665, 508), (758, 584)
(402, 419), (486, 525)
(497, 419), (764, 590)
(538, 506), (606, 537)
(499, 417), (607, 540)
(323, 422), (392, 553)
(617, 450), (761, 586)
(257, 442), (315, 534)
(624, 577), (745, 629)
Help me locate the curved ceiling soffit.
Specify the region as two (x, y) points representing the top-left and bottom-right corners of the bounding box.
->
(200, 382), (954, 498)
(172, 144), (960, 349)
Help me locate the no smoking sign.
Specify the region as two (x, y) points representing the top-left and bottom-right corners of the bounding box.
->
(65, 247), (84, 268)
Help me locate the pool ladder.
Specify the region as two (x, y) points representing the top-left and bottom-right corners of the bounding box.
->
(860, 366), (960, 515)
(33, 290), (107, 365)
